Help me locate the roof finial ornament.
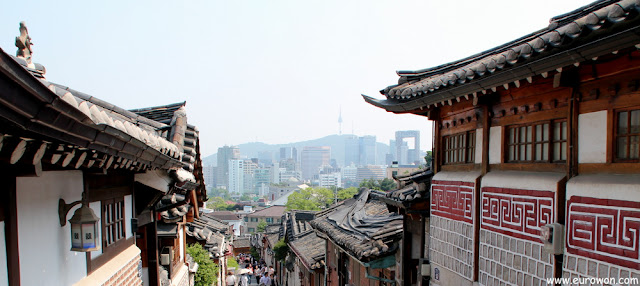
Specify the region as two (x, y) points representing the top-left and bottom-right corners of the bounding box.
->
(15, 22), (33, 64)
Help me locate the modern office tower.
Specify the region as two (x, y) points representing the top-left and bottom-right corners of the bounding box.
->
(395, 130), (421, 165)
(228, 159), (244, 194)
(279, 147), (298, 162)
(301, 146), (331, 180)
(344, 135), (359, 166)
(341, 164), (357, 181)
(216, 145), (240, 188)
(345, 135), (377, 166)
(359, 135), (377, 166)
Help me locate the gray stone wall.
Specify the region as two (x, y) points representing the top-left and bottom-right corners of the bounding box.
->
(562, 253), (640, 284)
(478, 229), (553, 286)
(429, 215), (474, 280)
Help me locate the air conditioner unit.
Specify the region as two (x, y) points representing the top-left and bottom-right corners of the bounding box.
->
(160, 247), (173, 266)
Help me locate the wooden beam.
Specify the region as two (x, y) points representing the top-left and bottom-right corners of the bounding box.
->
(3, 173), (20, 286)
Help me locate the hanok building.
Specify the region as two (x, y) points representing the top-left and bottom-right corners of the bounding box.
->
(311, 189), (403, 286)
(280, 210), (325, 286)
(364, 0), (640, 285)
(185, 215), (231, 281)
(379, 169), (434, 286)
(0, 23), (206, 286)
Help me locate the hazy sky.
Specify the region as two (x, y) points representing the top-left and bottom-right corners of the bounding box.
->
(0, 0), (594, 156)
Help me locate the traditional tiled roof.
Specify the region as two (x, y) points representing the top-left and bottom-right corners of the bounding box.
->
(206, 211), (241, 221)
(289, 231), (325, 270)
(266, 233), (280, 248)
(283, 210), (325, 271)
(265, 224), (281, 234)
(364, 0), (640, 113)
(378, 168), (434, 208)
(311, 189), (403, 262)
(157, 193), (190, 223)
(248, 205), (286, 218)
(233, 237), (251, 249)
(129, 102), (186, 124)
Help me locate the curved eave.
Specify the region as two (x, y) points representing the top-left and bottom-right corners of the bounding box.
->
(361, 94), (422, 114)
(375, 22), (640, 113)
(0, 47), (184, 170)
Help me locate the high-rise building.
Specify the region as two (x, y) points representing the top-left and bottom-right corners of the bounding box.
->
(202, 166), (216, 189)
(228, 159), (244, 194)
(395, 130), (421, 165)
(301, 146), (331, 180)
(345, 135), (377, 166)
(243, 160), (258, 194)
(279, 147), (298, 162)
(253, 168), (272, 193)
(359, 135), (377, 165)
(216, 145), (240, 188)
(319, 172), (342, 188)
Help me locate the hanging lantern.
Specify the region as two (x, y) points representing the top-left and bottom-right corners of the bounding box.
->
(68, 205), (100, 252)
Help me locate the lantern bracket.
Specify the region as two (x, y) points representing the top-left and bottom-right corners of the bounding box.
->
(58, 198), (82, 227)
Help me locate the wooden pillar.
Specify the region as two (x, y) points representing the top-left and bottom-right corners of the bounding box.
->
(3, 173), (20, 286)
(146, 220), (160, 286)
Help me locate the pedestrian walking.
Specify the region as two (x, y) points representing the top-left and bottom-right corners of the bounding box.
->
(239, 273), (249, 286)
(226, 271), (237, 286)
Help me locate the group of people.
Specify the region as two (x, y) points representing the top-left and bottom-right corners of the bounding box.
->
(226, 257), (276, 286)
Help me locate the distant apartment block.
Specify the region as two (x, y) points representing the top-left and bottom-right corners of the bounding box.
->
(301, 146), (331, 180)
(217, 145), (240, 188)
(319, 172), (342, 188)
(203, 165), (216, 189)
(228, 159), (244, 194)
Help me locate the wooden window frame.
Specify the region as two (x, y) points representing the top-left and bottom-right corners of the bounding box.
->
(102, 196), (126, 251)
(505, 119), (567, 163)
(442, 130), (476, 165)
(613, 108), (640, 162)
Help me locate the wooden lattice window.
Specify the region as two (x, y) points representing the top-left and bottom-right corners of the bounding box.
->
(442, 130), (476, 165)
(506, 120), (566, 163)
(615, 109), (640, 161)
(102, 197), (125, 249)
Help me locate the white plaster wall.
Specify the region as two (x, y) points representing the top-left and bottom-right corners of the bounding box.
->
(475, 128), (483, 164)
(566, 174), (640, 200)
(432, 170), (482, 183)
(179, 225), (184, 262)
(0, 222), (7, 286)
(578, 110), (607, 163)
(489, 126), (502, 164)
(16, 170), (87, 286)
(481, 171), (565, 192)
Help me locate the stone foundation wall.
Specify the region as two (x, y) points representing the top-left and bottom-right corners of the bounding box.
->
(478, 229), (553, 285)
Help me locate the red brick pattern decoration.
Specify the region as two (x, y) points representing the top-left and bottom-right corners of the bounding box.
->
(566, 196), (640, 270)
(431, 180), (474, 224)
(101, 254), (143, 286)
(481, 188), (554, 242)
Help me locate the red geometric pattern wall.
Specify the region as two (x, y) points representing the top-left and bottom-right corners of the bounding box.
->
(481, 187), (554, 242)
(566, 196), (640, 270)
(431, 180), (474, 224)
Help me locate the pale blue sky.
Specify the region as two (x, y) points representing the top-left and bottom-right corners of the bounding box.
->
(0, 0), (594, 156)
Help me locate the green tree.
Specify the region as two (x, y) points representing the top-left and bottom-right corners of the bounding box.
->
(187, 243), (219, 286)
(337, 187), (359, 201)
(359, 178), (397, 191)
(285, 187), (334, 211)
(379, 178), (397, 191)
(206, 196), (230, 211)
(250, 246), (261, 260)
(227, 256), (239, 269)
(273, 239), (289, 262)
(239, 194), (251, 201)
(424, 151), (433, 166)
(257, 221), (268, 233)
